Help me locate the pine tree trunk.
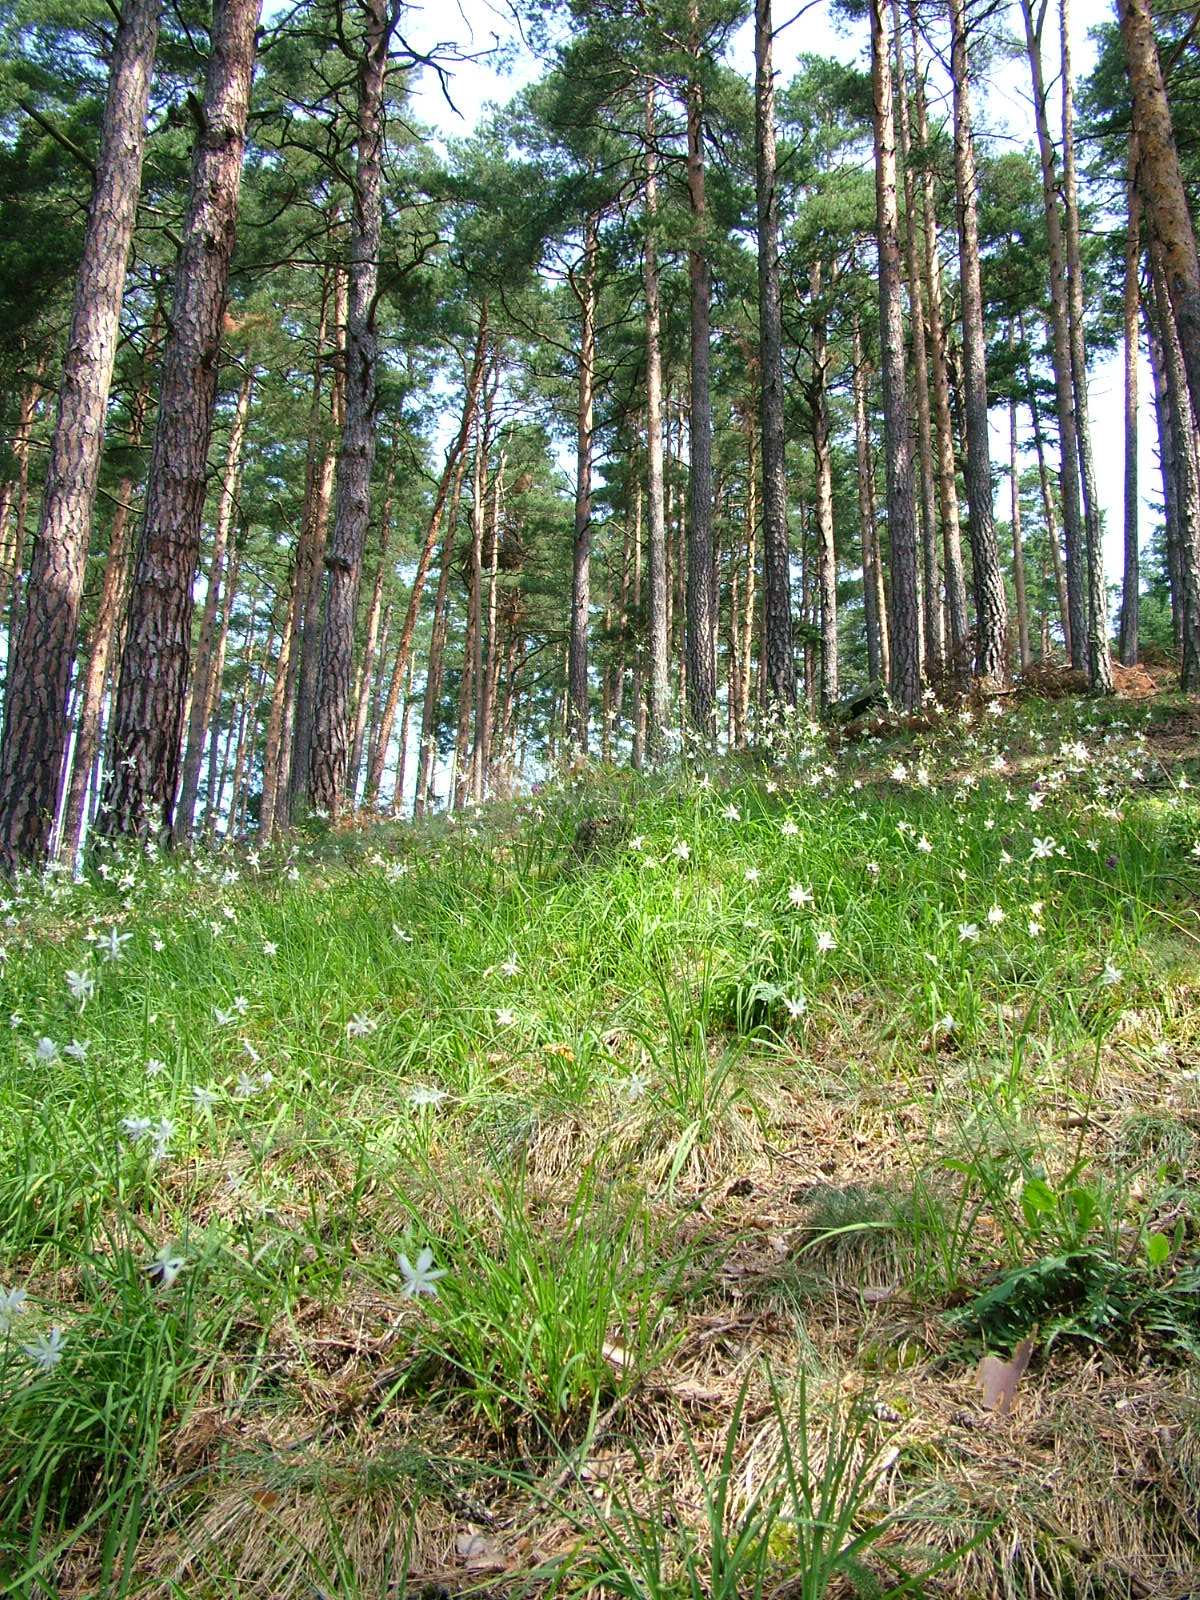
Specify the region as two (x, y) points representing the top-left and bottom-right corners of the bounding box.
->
(568, 213), (597, 752)
(644, 84), (671, 762)
(809, 261), (838, 713)
(907, 3), (968, 679)
(894, 0), (941, 676)
(467, 414), (485, 802)
(1019, 0), (1087, 666)
(347, 481), (391, 805)
(1009, 389), (1032, 670)
(1120, 147), (1141, 667)
(872, 0), (921, 710)
(949, 0), (1008, 685)
(366, 309), (488, 806)
(1150, 238), (1200, 688)
(201, 538), (240, 833)
(1144, 304), (1183, 654)
(363, 601), (391, 793)
(414, 441), (471, 816)
(478, 445), (505, 791)
(98, 0), (261, 845)
(308, 0), (395, 814)
(284, 260), (344, 824)
(1119, 0), (1200, 426)
(0, 360), (47, 635)
(755, 0), (796, 710)
(852, 310), (882, 687)
(1060, 0), (1112, 694)
(176, 367), (252, 840)
(631, 477), (645, 769)
(0, 0), (159, 869)
(685, 5), (717, 737)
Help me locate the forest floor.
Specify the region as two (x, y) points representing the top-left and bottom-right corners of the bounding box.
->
(1, 683), (1199, 1600)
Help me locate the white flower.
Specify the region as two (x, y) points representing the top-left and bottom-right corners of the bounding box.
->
(65, 969), (95, 1009)
(122, 1115), (153, 1142)
(891, 763), (908, 782)
(392, 925), (413, 944)
(152, 937), (165, 953)
(815, 930), (836, 954)
(495, 1007), (517, 1027)
(1028, 920), (1043, 937)
(191, 1086), (218, 1109)
(722, 804), (741, 822)
(958, 922), (980, 943)
(146, 1244), (186, 1289)
(398, 1245), (446, 1298)
(0, 1284), (28, 1333)
(213, 1006), (235, 1027)
(346, 1013), (377, 1038)
(784, 994), (807, 1020)
(232, 995), (248, 1016)
(986, 906), (1005, 925)
(1101, 961), (1123, 986)
(64, 1039), (89, 1061)
(781, 819), (799, 837)
(625, 1070), (649, 1100)
(500, 953), (520, 977)
(34, 1037), (59, 1064)
(938, 1013), (956, 1033)
(916, 766), (930, 787)
(671, 839), (690, 861)
(262, 941), (278, 957)
(1027, 791), (1046, 812)
(628, 835), (645, 852)
(408, 1084), (447, 1108)
(1030, 836), (1056, 860)
(916, 835), (932, 854)
(96, 927), (132, 963)
(241, 1038), (261, 1064)
(145, 1058), (166, 1080)
(788, 883), (814, 908)
(744, 866), (760, 883)
(149, 1117), (174, 1161)
(23, 1325), (66, 1372)
(234, 1073), (258, 1100)
(866, 861), (880, 876)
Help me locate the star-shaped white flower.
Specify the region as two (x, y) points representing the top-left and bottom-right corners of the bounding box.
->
(398, 1246), (446, 1298)
(23, 1325), (66, 1372)
(815, 930), (836, 954)
(0, 1284), (28, 1333)
(788, 883), (813, 908)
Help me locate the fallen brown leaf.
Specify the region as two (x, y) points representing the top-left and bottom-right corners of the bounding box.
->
(976, 1333), (1035, 1415)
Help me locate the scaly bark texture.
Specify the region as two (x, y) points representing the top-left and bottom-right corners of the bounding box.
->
(755, 0), (796, 710)
(1150, 237), (1200, 688)
(809, 260), (838, 713)
(685, 7), (718, 738)
(0, 0), (159, 869)
(853, 311), (883, 687)
(1120, 146), (1140, 667)
(98, 0), (261, 844)
(308, 0), (397, 814)
(644, 83), (670, 761)
(949, 0), (1008, 685)
(1119, 0), (1200, 426)
(871, 0), (921, 710)
(568, 214), (597, 753)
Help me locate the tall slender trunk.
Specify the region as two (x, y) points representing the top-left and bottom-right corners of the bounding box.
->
(755, 0), (796, 709)
(1120, 145), (1141, 667)
(949, 0), (1008, 684)
(1019, 311), (1072, 655)
(98, 0), (262, 844)
(685, 4), (717, 737)
(1060, 0), (1112, 693)
(467, 412), (485, 800)
(0, 0), (159, 869)
(58, 314), (161, 865)
(631, 478), (645, 769)
(414, 442), (471, 817)
(1145, 303), (1182, 653)
(872, 0), (921, 710)
(453, 602), (476, 811)
(308, 0), (396, 813)
(644, 85), (670, 761)
(1118, 0), (1200, 425)
(1150, 237), (1200, 688)
(568, 213), (597, 752)
(363, 601), (391, 788)
(1020, 0), (1087, 666)
(809, 260), (838, 713)
(176, 367), (252, 839)
(285, 259), (343, 823)
(202, 538), (241, 833)
(348, 479), (392, 804)
(908, 2), (968, 678)
(894, 0), (941, 675)
(0, 360), (47, 643)
(1009, 385), (1031, 670)
(366, 310), (489, 805)
(477, 445), (505, 793)
(853, 311), (882, 687)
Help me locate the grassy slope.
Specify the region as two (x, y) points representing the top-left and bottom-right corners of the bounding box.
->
(0, 692), (1198, 1599)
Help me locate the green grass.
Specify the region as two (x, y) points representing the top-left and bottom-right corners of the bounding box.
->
(1, 691), (1199, 1598)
